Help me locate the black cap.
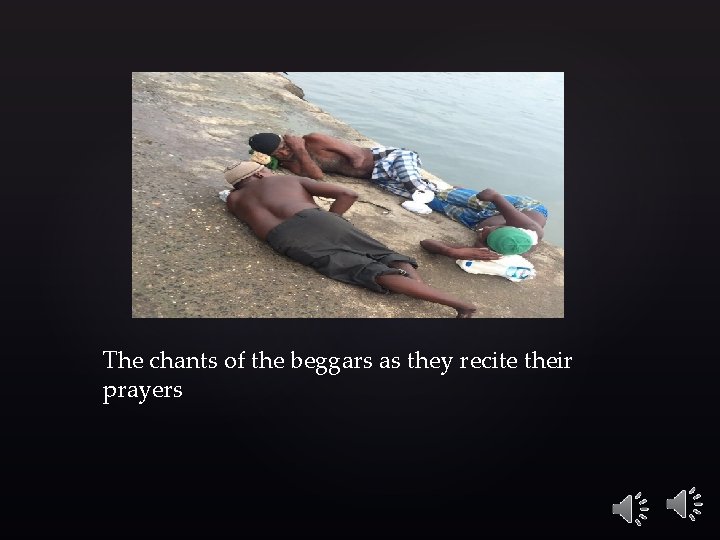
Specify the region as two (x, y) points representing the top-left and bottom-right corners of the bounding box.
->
(248, 133), (281, 154)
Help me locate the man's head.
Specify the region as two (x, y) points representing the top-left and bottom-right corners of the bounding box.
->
(483, 226), (534, 255)
(224, 161), (268, 188)
(248, 132), (293, 160)
(249, 133), (282, 155)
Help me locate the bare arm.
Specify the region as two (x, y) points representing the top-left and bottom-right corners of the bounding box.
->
(283, 135), (324, 179)
(280, 159), (307, 178)
(299, 177), (359, 215)
(421, 239), (501, 260)
(478, 189), (545, 240)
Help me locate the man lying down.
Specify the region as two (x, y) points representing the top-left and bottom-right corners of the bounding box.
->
(221, 161), (477, 318)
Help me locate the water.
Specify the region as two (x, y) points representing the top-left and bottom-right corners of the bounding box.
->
(285, 72), (564, 246)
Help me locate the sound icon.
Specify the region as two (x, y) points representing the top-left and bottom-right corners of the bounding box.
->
(667, 487), (703, 521)
(613, 492), (650, 526)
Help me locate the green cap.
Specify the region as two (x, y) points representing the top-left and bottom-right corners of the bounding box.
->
(486, 226), (533, 255)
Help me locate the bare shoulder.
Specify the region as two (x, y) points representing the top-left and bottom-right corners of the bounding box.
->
(226, 188), (245, 213)
(304, 132), (337, 144)
(226, 188), (242, 202)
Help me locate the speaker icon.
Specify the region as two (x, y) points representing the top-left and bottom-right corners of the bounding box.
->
(613, 492), (649, 526)
(667, 487), (703, 521)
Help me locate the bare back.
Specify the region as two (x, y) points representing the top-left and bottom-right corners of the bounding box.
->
(303, 135), (374, 178)
(226, 175), (318, 240)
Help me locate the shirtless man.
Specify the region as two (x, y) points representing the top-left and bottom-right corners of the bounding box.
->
(247, 132), (437, 199)
(222, 160), (477, 318)
(420, 187), (548, 260)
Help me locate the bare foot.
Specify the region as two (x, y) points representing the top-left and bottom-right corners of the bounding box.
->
(455, 306), (477, 318)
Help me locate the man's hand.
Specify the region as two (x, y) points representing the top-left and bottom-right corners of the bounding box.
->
(281, 134), (323, 179)
(476, 188), (500, 201)
(283, 134), (305, 151)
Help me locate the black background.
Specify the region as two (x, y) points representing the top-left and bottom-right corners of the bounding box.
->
(3, 4), (718, 538)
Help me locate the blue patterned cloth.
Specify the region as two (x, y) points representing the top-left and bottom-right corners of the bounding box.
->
(427, 188), (548, 230)
(370, 147), (437, 198)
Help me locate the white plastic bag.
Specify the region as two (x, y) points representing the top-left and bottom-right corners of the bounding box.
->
(401, 189), (435, 214)
(456, 254), (536, 282)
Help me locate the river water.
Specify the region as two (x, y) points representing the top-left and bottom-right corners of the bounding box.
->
(285, 72), (564, 246)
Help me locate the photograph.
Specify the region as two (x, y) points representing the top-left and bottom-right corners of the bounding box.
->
(132, 72), (564, 318)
